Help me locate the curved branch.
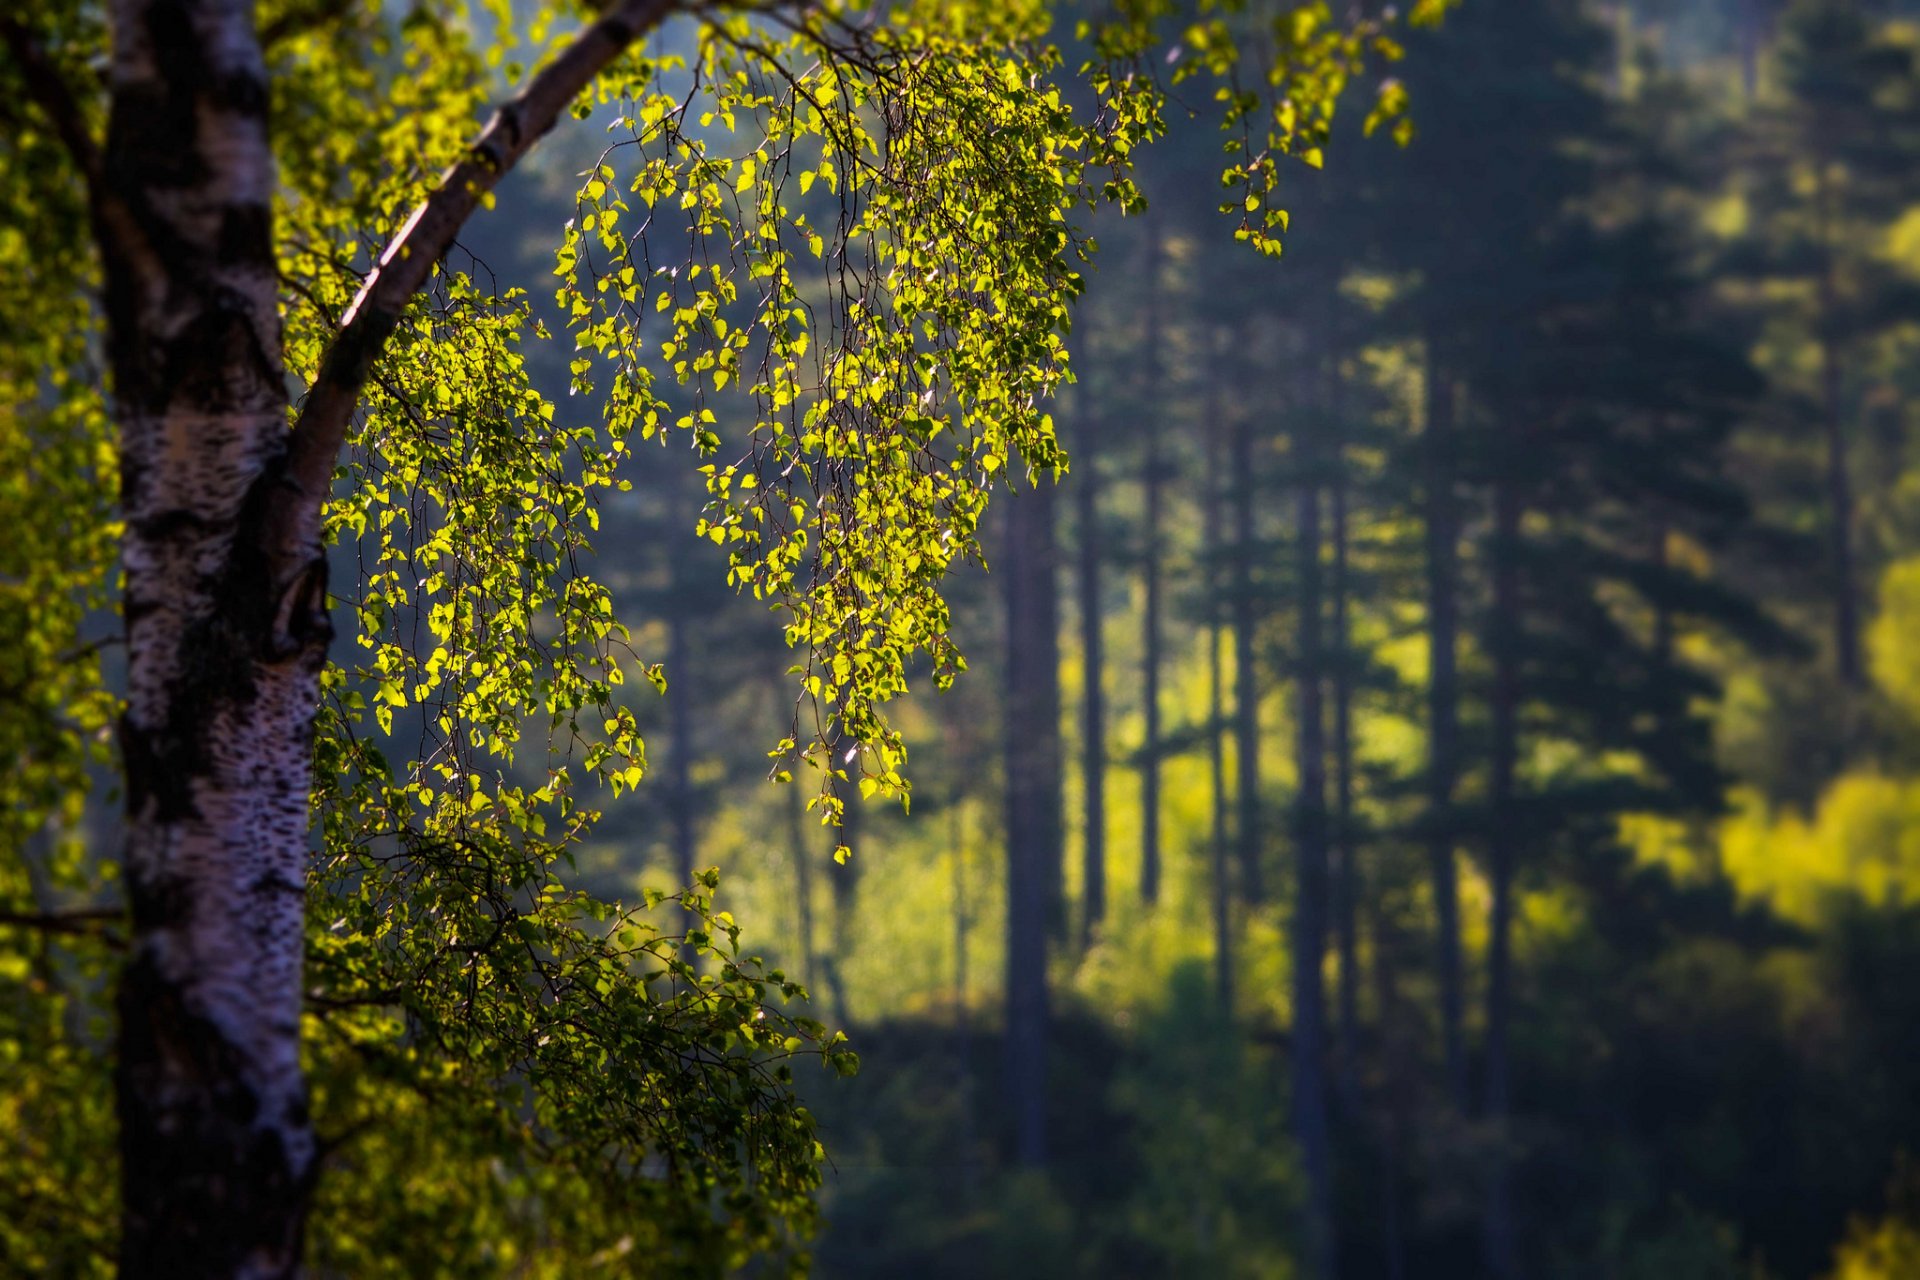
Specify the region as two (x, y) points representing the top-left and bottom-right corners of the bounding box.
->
(277, 0), (683, 548)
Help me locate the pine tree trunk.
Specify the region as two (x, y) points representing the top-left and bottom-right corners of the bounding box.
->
(1740, 0), (1763, 101)
(1483, 475), (1522, 1280)
(948, 762), (980, 1200)
(1002, 481), (1061, 1165)
(784, 743), (817, 987)
(1330, 395), (1360, 1094)
(1204, 342), (1234, 1014)
(1373, 911), (1410, 1280)
(1233, 406), (1265, 907)
(105, 5), (323, 1271)
(826, 794), (859, 1028)
(1817, 206), (1862, 687)
(1074, 402), (1108, 950)
(1293, 437), (1336, 1280)
(1422, 348), (1468, 1112)
(1138, 229), (1166, 907)
(668, 524), (698, 965)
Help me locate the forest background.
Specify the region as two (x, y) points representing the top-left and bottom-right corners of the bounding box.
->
(11, 0), (1920, 1277)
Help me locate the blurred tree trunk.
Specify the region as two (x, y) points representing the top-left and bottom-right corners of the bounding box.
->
(1423, 346), (1468, 1112)
(1139, 226), (1166, 907)
(826, 793), (859, 1027)
(1293, 416), (1336, 1280)
(1329, 362), (1360, 1094)
(668, 487), (699, 967)
(949, 770), (980, 1200)
(1002, 480), (1061, 1165)
(1233, 399), (1265, 907)
(1374, 902), (1410, 1280)
(1074, 396), (1107, 950)
(1482, 473), (1522, 1280)
(1740, 0), (1764, 101)
(1204, 338), (1234, 1013)
(1817, 176), (1862, 687)
(942, 705), (982, 1196)
(784, 755), (817, 988)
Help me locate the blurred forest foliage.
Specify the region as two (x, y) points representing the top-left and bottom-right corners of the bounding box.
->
(11, 0), (1920, 1276)
(582, 1), (1920, 1275)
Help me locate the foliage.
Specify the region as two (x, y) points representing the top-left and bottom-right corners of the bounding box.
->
(0, 0), (1450, 1273)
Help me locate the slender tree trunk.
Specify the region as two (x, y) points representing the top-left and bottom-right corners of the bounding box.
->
(1293, 434), (1336, 1280)
(785, 751), (817, 987)
(1651, 520), (1674, 672)
(1374, 905), (1409, 1280)
(826, 794), (859, 1028)
(1075, 402), (1108, 950)
(1817, 190), (1862, 687)
(950, 774), (979, 1200)
(1483, 475), (1522, 1280)
(1422, 347), (1468, 1112)
(1330, 383), (1360, 1095)
(1204, 342), (1234, 1014)
(1002, 481), (1061, 1165)
(1606, 1), (1629, 96)
(667, 529), (698, 966)
(1740, 0), (1763, 102)
(1139, 228), (1166, 907)
(104, 7), (319, 1271)
(1233, 404), (1265, 907)
(951, 789), (971, 1021)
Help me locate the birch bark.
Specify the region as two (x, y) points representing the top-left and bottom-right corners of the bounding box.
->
(104, 5), (317, 1270)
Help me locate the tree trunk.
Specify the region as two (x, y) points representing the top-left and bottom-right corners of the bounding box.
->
(1292, 435), (1336, 1280)
(949, 767), (980, 1200)
(1482, 474), (1523, 1280)
(1002, 481), (1061, 1166)
(1330, 385), (1360, 1095)
(1422, 347), (1468, 1112)
(105, 5), (320, 1271)
(1817, 197), (1862, 687)
(1074, 400), (1107, 950)
(668, 525), (698, 966)
(1139, 227), (1166, 907)
(784, 745), (817, 987)
(1204, 340), (1234, 1014)
(826, 793), (859, 1028)
(1740, 0), (1763, 102)
(1233, 401), (1265, 907)
(1373, 905), (1410, 1280)
(1651, 520), (1674, 673)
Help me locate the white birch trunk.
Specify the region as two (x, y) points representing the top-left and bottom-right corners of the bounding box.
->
(104, 2), (322, 1273)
